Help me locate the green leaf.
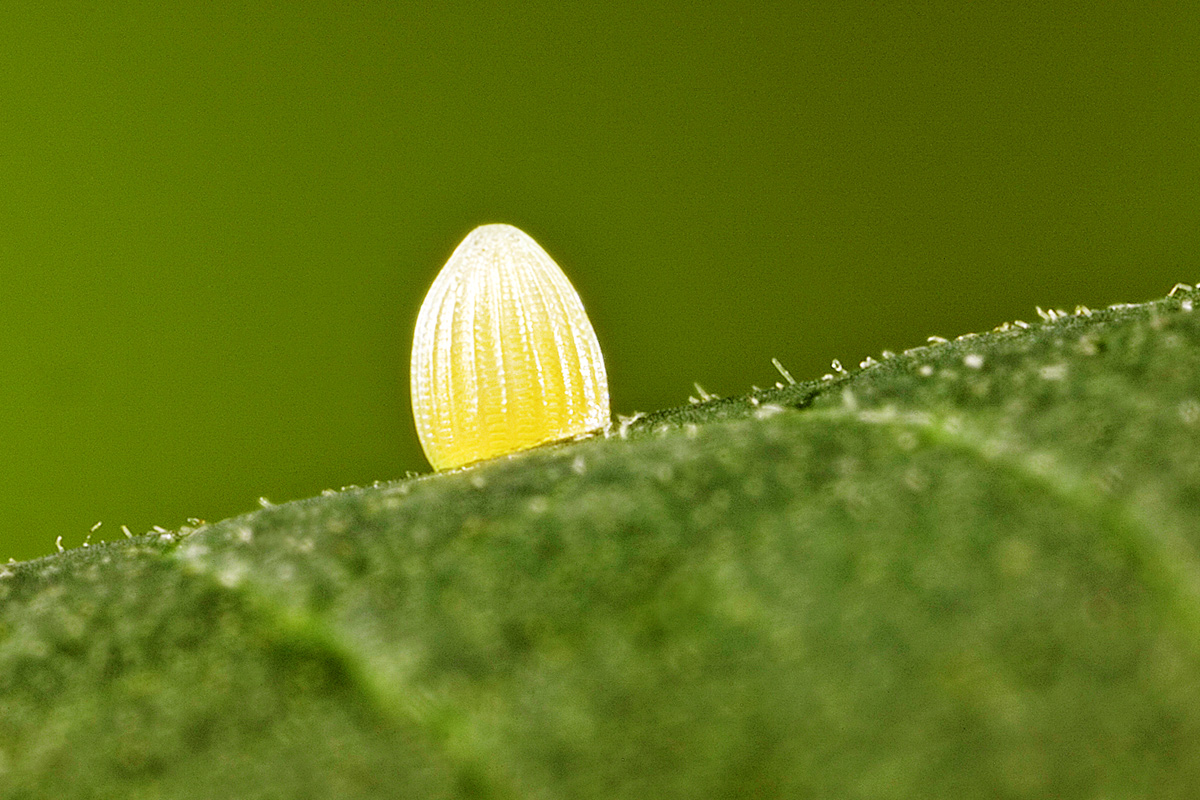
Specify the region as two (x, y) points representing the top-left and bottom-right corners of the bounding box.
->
(4, 288), (1200, 799)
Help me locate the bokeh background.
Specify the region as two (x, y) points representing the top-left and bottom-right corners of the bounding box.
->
(3, 3), (1198, 560)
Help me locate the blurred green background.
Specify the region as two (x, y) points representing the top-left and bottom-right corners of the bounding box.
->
(2, 3), (1198, 560)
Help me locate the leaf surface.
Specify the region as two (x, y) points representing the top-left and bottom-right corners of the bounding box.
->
(4, 290), (1200, 799)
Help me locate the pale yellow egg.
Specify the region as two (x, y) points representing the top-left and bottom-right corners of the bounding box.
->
(410, 224), (610, 470)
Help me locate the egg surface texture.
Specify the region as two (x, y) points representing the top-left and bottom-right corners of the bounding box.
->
(410, 224), (610, 470)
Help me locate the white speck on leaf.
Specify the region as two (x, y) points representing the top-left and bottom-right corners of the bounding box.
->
(1178, 398), (1200, 426)
(1039, 364), (1068, 381)
(217, 563), (247, 588)
(754, 403), (785, 419)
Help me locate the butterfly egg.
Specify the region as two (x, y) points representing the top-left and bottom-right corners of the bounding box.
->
(410, 223), (610, 470)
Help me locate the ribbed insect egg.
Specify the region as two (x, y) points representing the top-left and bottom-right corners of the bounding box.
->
(410, 223), (610, 470)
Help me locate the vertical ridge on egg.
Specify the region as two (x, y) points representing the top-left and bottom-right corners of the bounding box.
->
(411, 223), (610, 470)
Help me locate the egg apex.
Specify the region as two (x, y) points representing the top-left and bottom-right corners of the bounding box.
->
(410, 224), (610, 470)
